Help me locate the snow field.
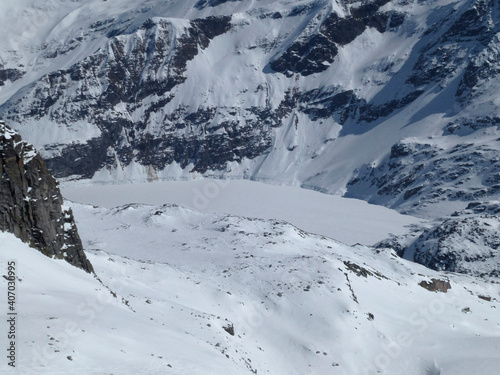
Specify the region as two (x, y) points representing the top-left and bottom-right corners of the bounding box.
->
(0, 197), (499, 374)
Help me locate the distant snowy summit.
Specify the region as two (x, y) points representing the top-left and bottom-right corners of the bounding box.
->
(0, 123), (93, 272)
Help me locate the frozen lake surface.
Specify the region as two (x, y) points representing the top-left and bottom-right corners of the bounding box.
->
(61, 179), (423, 245)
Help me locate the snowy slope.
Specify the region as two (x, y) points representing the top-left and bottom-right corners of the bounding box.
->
(2, 202), (500, 375)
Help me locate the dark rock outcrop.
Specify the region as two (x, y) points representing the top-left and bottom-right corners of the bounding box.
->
(0, 123), (93, 272)
(195, 0), (243, 9)
(452, 201), (500, 216)
(346, 139), (500, 215)
(409, 216), (500, 277)
(419, 278), (451, 293)
(0, 67), (24, 87)
(1, 16), (235, 178)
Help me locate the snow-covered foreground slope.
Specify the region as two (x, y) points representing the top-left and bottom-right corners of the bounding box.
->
(0, 231), (248, 374)
(61, 179), (423, 245)
(2, 203), (498, 374)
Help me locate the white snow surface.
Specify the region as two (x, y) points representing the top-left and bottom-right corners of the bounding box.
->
(61, 179), (423, 246)
(1, 204), (500, 374)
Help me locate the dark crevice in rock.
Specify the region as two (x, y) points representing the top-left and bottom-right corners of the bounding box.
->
(195, 0), (243, 10)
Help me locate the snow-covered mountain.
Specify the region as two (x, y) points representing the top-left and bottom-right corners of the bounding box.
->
(377, 200), (500, 277)
(0, 2), (499, 372)
(0, 0), (499, 217)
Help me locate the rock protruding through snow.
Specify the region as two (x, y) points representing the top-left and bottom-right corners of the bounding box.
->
(0, 123), (93, 272)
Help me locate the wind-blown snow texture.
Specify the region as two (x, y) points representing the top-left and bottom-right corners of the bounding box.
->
(0, 0), (499, 217)
(3, 204), (500, 375)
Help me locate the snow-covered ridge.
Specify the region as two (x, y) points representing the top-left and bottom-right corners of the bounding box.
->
(0, 123), (36, 163)
(378, 200), (500, 277)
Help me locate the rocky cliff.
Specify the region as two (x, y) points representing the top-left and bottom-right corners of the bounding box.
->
(0, 122), (93, 272)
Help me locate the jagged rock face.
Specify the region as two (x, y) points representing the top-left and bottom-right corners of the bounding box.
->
(2, 16), (235, 178)
(195, 0), (243, 9)
(0, 0), (499, 216)
(453, 201), (500, 216)
(406, 0), (497, 89)
(269, 0), (405, 77)
(0, 65), (24, 87)
(0, 123), (93, 272)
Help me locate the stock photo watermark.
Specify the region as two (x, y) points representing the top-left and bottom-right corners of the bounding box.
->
(175, 178), (232, 223)
(191, 178), (231, 211)
(5, 260), (17, 369)
(361, 290), (458, 375)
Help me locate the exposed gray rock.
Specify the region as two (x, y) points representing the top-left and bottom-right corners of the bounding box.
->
(409, 215), (500, 278)
(407, 0), (497, 89)
(195, 0), (243, 9)
(0, 123), (93, 272)
(452, 201), (500, 216)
